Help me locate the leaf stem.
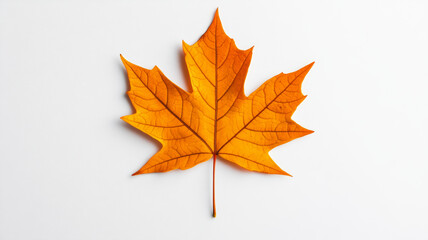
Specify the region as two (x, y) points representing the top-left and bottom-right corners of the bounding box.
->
(213, 154), (217, 218)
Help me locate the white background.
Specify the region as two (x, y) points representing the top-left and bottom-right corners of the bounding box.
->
(1, 0), (427, 239)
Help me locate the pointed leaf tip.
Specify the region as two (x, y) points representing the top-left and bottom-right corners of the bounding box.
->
(212, 7), (222, 27)
(120, 54), (128, 64)
(279, 169), (292, 176)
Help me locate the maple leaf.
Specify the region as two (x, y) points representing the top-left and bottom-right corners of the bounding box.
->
(121, 9), (314, 217)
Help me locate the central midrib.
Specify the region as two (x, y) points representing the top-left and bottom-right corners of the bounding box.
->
(213, 20), (219, 154)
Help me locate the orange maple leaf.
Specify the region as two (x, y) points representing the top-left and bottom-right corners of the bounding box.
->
(121, 9), (314, 217)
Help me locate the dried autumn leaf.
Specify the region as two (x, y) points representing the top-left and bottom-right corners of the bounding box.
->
(121, 9), (314, 217)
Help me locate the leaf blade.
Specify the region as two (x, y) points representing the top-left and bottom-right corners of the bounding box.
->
(217, 62), (314, 174)
(121, 55), (213, 174)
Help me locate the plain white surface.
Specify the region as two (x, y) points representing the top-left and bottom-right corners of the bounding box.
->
(1, 0), (427, 239)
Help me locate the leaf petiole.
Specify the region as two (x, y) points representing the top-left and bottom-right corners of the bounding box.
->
(213, 154), (217, 218)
